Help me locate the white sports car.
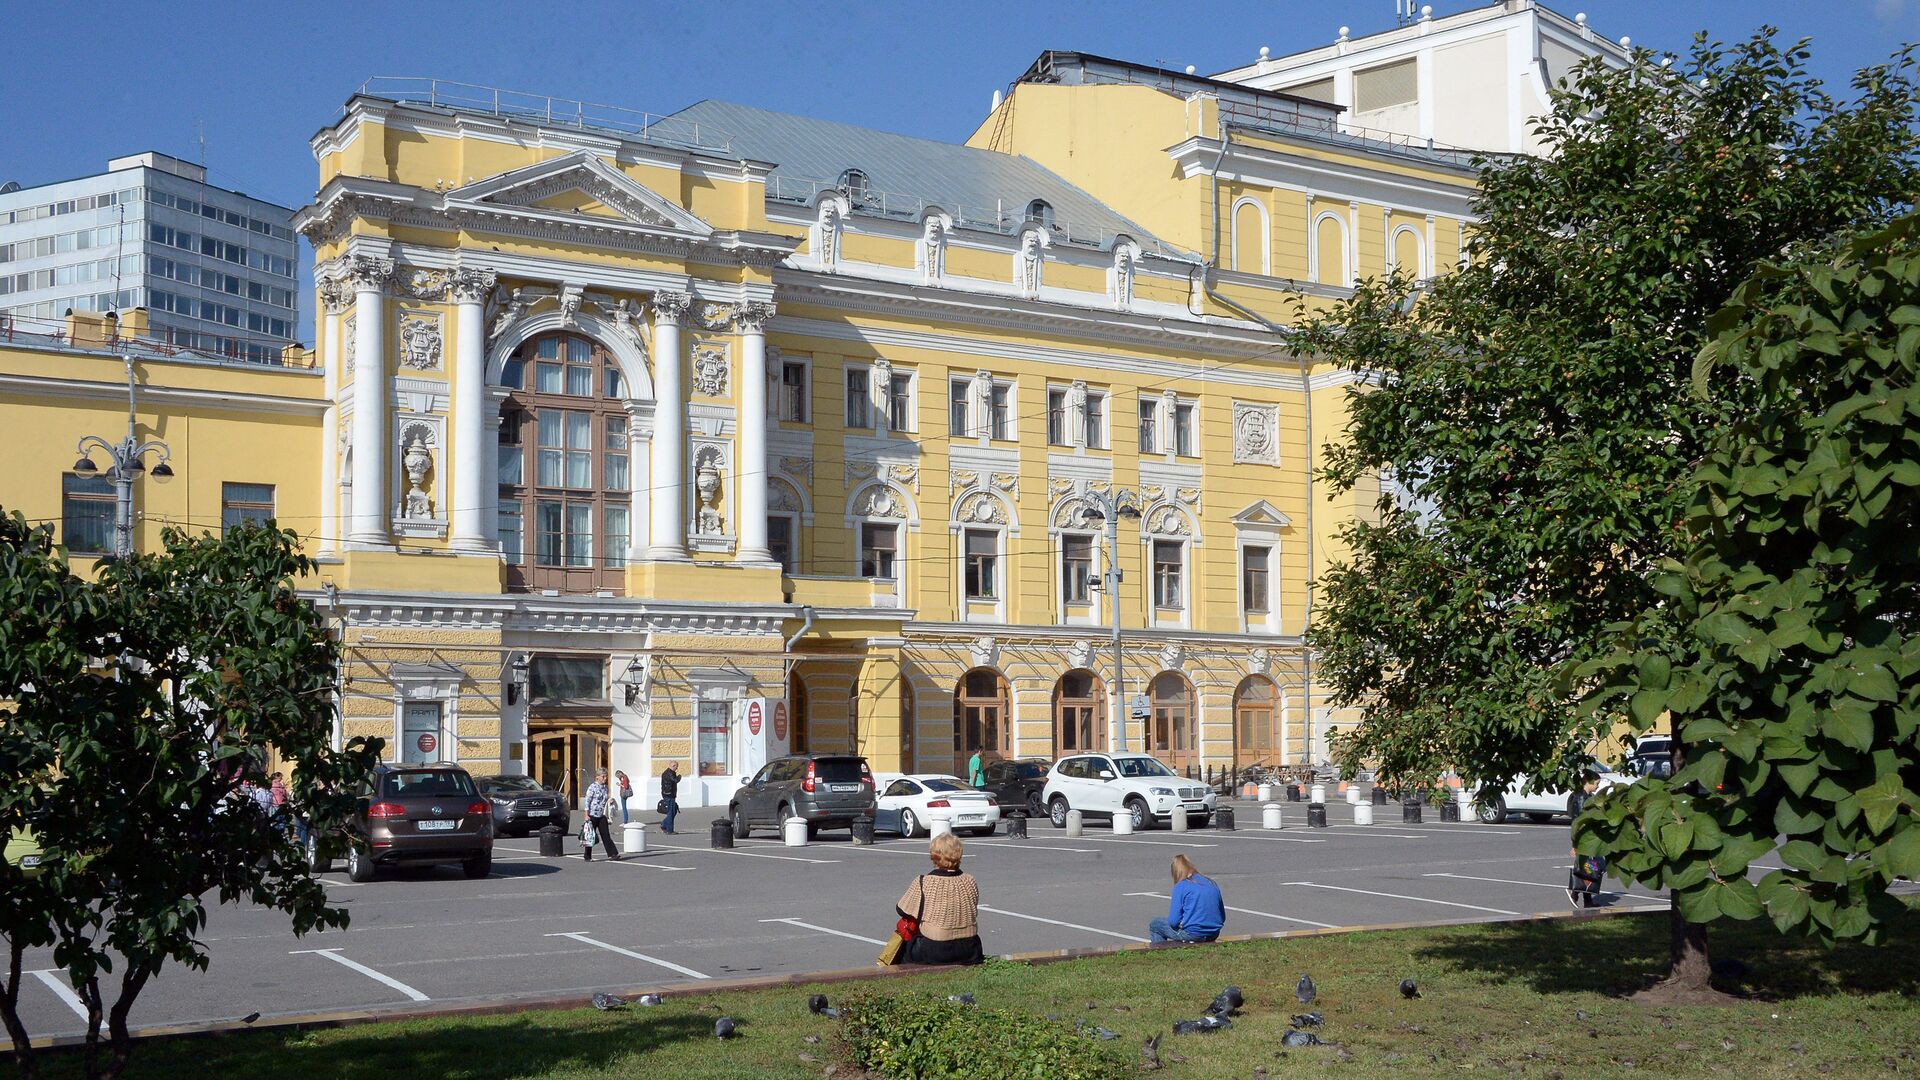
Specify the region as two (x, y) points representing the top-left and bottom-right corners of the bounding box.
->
(875, 774), (1001, 838)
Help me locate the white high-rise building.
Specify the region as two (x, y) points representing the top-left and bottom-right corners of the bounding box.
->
(0, 151), (298, 363)
(1214, 0), (1632, 157)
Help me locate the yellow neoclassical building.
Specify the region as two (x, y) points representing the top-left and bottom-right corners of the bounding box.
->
(0, 54), (1478, 810)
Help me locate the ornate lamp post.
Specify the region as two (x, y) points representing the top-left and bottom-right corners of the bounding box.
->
(1080, 487), (1141, 751)
(72, 352), (173, 559)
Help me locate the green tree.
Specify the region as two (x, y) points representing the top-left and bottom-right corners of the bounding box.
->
(1576, 212), (1920, 984)
(0, 514), (382, 1079)
(1298, 32), (1918, 989)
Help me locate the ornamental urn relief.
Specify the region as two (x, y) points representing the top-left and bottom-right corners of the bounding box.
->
(694, 461), (724, 535)
(402, 438), (433, 518)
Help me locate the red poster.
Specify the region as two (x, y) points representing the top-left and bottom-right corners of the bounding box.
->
(746, 700), (763, 735)
(773, 701), (789, 740)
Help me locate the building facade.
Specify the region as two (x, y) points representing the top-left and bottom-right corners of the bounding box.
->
(0, 57), (1478, 811)
(0, 152), (299, 364)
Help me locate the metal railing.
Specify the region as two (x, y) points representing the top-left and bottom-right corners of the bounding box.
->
(355, 77), (734, 156)
(1217, 98), (1486, 168)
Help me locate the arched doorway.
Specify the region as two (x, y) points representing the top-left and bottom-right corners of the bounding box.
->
(953, 667), (1010, 775)
(1147, 672), (1196, 776)
(788, 675), (810, 754)
(1052, 670), (1106, 756)
(1233, 676), (1278, 775)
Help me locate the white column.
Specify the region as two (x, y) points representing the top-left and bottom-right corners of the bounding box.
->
(647, 291), (691, 560)
(318, 275), (347, 555)
(449, 267), (497, 553)
(735, 300), (776, 564)
(347, 255), (393, 546)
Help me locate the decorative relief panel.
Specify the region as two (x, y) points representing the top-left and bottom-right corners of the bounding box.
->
(953, 490), (1008, 525)
(777, 455), (814, 488)
(342, 314), (356, 375)
(691, 442), (729, 537)
(1232, 402), (1280, 465)
(397, 311), (444, 371)
(851, 484), (907, 520)
(692, 345), (730, 397)
(1146, 505), (1191, 536)
(695, 303), (735, 332)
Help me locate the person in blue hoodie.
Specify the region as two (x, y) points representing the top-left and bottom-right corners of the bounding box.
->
(1150, 854), (1225, 943)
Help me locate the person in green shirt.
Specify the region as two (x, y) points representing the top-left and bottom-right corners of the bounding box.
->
(967, 750), (985, 788)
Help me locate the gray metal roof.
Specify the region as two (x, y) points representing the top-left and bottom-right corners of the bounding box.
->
(668, 99), (1188, 257)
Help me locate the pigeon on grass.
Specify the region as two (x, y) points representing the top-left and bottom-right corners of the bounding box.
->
(1400, 978), (1420, 999)
(1296, 974), (1317, 1005)
(591, 992), (626, 1011)
(713, 1016), (738, 1039)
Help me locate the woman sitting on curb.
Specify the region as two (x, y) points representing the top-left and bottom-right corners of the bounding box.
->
(897, 833), (985, 965)
(1150, 854), (1224, 944)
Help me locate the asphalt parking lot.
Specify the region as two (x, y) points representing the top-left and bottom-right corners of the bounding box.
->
(13, 797), (1683, 1040)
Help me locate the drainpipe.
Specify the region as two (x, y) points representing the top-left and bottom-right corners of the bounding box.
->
(784, 604), (816, 652)
(1205, 119), (1319, 767)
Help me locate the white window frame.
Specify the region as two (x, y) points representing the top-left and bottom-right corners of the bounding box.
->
(1231, 196), (1271, 275)
(948, 376), (975, 438)
(858, 519), (901, 583)
(1046, 386), (1071, 447)
(1232, 500), (1291, 635)
(1171, 398), (1198, 459)
(1310, 207), (1354, 288)
(1145, 533), (1191, 630)
(1083, 388), (1108, 450)
(956, 525), (1007, 622)
(778, 356), (811, 425)
(844, 362), (873, 430)
(987, 378), (1014, 442)
(883, 366), (916, 434)
(1389, 222), (1429, 282)
(1057, 529), (1100, 625)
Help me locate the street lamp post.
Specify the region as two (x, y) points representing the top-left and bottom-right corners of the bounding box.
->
(72, 352), (173, 559)
(1080, 488), (1141, 752)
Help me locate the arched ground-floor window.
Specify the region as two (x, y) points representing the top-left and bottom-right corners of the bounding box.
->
(1147, 672), (1196, 776)
(1233, 675), (1278, 774)
(1052, 669), (1106, 755)
(953, 667), (1009, 775)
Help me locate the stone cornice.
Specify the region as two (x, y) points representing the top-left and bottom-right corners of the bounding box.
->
(0, 373), (326, 416)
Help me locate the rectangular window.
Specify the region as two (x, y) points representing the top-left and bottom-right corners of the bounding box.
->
(62, 473), (116, 554)
(400, 703), (444, 764)
(531, 656), (603, 703)
(536, 361), (563, 395)
(887, 372), (913, 432)
(697, 699), (731, 777)
(860, 522), (897, 579)
(1243, 545), (1271, 614)
(499, 413), (524, 485)
(1138, 399), (1158, 453)
(565, 503), (594, 567)
(963, 529), (998, 600)
(949, 379), (972, 437)
(604, 415), (629, 491)
(1174, 402), (1196, 457)
(1084, 390), (1107, 450)
(536, 410), (564, 487)
(1354, 56), (1418, 112)
(604, 505), (629, 569)
(768, 516), (795, 573)
(1062, 534), (1093, 604)
(566, 412), (592, 489)
(1047, 388), (1069, 445)
(780, 361), (808, 422)
(220, 482), (275, 533)
(989, 382), (1011, 440)
(499, 503), (524, 565)
(1153, 540), (1184, 609)
(535, 500), (564, 565)
(845, 367), (870, 428)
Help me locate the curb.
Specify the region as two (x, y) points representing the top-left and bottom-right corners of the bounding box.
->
(13, 901), (1663, 1055)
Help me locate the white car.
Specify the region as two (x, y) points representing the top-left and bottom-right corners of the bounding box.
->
(1041, 753), (1217, 831)
(876, 774), (1001, 837)
(1472, 758), (1627, 824)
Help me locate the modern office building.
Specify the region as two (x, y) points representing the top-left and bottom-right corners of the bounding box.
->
(0, 152), (299, 363)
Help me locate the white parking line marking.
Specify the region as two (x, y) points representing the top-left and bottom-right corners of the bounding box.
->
(1424, 871), (1670, 904)
(1125, 892), (1338, 929)
(647, 842), (837, 865)
(1280, 881), (1522, 916)
(29, 970), (89, 1021)
(759, 918), (888, 946)
(290, 949), (431, 1001)
(545, 932), (711, 980)
(978, 904), (1147, 942)
(967, 840), (1102, 853)
(1319, 826), (1428, 839)
(1024, 834), (1218, 849)
(1197, 831), (1328, 844)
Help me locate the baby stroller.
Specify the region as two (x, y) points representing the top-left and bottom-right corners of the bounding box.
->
(1567, 851), (1606, 908)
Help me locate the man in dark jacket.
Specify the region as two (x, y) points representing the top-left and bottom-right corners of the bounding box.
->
(659, 763), (680, 835)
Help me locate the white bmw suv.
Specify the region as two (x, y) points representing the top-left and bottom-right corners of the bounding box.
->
(1041, 753), (1217, 831)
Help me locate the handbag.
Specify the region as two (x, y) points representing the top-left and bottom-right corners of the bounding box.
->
(875, 932), (907, 966)
(580, 819), (594, 848)
(895, 874), (927, 941)
(655, 798), (669, 815)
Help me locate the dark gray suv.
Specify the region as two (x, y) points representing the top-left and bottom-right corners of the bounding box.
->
(729, 754), (875, 838)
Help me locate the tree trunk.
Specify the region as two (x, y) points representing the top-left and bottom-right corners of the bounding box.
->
(99, 962), (151, 1080)
(0, 940), (42, 1080)
(1663, 901), (1714, 990)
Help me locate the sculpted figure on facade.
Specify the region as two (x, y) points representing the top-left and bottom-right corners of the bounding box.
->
(816, 200), (843, 269)
(342, 314), (356, 375)
(607, 297), (646, 353)
(693, 446), (725, 535)
(1017, 229), (1044, 296)
(1112, 242), (1136, 309)
(557, 284), (584, 328)
(921, 216), (947, 283)
(399, 428), (435, 518)
(488, 287), (536, 343)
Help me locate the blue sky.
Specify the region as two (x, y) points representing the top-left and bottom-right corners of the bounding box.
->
(5, 0), (1914, 339)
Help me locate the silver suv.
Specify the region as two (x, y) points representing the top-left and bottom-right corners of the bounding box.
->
(730, 754), (876, 838)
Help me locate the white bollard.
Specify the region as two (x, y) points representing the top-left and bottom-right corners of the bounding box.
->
(1456, 788), (1473, 809)
(1309, 784), (1327, 804)
(1257, 783), (1273, 803)
(1263, 803), (1284, 830)
(929, 813), (954, 839)
(623, 820), (647, 855)
(1170, 808), (1189, 832)
(1112, 809), (1135, 835)
(1346, 786), (1363, 805)
(1065, 809), (1084, 836)
(1353, 803), (1374, 826)
(783, 816), (809, 847)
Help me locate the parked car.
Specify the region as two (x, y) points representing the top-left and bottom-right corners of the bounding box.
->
(476, 774), (570, 837)
(976, 757), (1052, 818)
(1472, 757), (1627, 824)
(876, 774), (1001, 837)
(1041, 753), (1216, 831)
(729, 753), (876, 839)
(1626, 735), (1674, 780)
(310, 762), (493, 882)
(4, 828), (43, 879)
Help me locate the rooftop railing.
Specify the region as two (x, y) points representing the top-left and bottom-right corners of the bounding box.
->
(355, 77), (735, 156)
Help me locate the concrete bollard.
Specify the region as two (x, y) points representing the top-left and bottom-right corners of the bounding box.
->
(1216, 806), (1236, 831)
(1257, 783), (1273, 802)
(623, 820), (647, 855)
(1456, 789), (1473, 810)
(1170, 808), (1188, 832)
(710, 818), (735, 849)
(1372, 786), (1389, 805)
(1403, 800), (1423, 824)
(1309, 783), (1327, 804)
(1065, 809), (1084, 837)
(1346, 786), (1363, 805)
(929, 813), (954, 839)
(1112, 809), (1135, 835)
(1307, 803), (1328, 828)
(1006, 814), (1028, 839)
(1441, 802), (1462, 822)
(851, 817), (876, 845)
(1287, 784), (1302, 802)
(1353, 803), (1374, 826)
(783, 816), (809, 847)
(1262, 803), (1283, 830)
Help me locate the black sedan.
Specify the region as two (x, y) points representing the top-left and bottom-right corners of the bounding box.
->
(476, 774), (569, 837)
(977, 757), (1053, 818)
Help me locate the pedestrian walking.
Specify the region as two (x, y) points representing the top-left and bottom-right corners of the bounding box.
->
(967, 749), (985, 789)
(659, 763), (680, 835)
(582, 768), (621, 861)
(1148, 854), (1224, 943)
(615, 769), (633, 824)
(889, 833), (984, 966)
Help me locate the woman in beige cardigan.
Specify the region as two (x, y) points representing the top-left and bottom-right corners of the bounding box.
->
(896, 832), (985, 965)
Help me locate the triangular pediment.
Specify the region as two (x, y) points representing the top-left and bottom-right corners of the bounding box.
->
(447, 151), (713, 237)
(1233, 500), (1293, 528)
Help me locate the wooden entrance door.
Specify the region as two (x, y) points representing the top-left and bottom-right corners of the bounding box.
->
(953, 668), (1010, 776)
(1232, 676), (1278, 776)
(529, 727), (609, 809)
(1052, 670), (1106, 756)
(1146, 673), (1197, 776)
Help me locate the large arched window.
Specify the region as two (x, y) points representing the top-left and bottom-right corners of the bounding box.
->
(1233, 676), (1278, 771)
(499, 331), (631, 594)
(953, 667), (1010, 774)
(1148, 672), (1196, 775)
(1052, 669), (1106, 755)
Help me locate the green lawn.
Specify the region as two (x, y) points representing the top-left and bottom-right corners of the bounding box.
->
(13, 909), (1920, 1079)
